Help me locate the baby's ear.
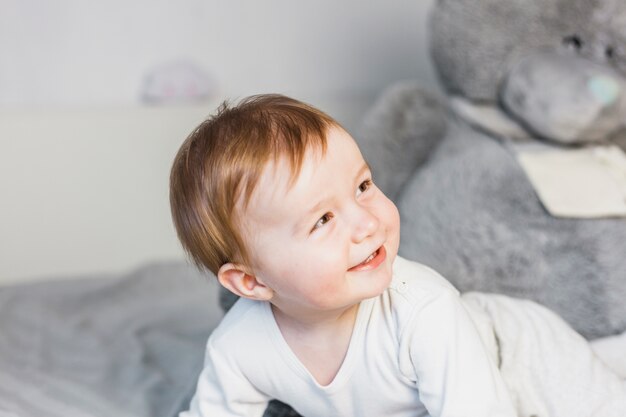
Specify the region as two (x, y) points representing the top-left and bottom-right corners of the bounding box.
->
(217, 263), (273, 301)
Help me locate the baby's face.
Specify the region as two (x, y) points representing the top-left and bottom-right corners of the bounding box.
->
(240, 126), (400, 316)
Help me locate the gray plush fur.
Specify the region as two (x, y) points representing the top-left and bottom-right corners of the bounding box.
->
(359, 82), (448, 200)
(357, 0), (626, 339)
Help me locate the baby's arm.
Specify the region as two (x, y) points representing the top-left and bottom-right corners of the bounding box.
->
(180, 340), (270, 417)
(404, 288), (516, 417)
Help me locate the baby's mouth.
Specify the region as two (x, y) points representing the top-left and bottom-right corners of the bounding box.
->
(348, 246), (386, 272)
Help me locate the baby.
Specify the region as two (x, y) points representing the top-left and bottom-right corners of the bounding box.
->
(170, 95), (625, 417)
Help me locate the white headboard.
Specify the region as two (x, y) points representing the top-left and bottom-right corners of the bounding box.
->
(0, 105), (215, 284)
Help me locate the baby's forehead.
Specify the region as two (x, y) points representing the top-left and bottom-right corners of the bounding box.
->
(274, 145), (326, 185)
(254, 148), (323, 205)
(236, 170), (296, 242)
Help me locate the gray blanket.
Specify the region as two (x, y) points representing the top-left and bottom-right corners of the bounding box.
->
(0, 262), (223, 417)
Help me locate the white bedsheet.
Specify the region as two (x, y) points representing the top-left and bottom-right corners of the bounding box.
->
(591, 330), (626, 379)
(464, 293), (626, 417)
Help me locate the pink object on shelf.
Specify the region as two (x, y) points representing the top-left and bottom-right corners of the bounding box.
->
(140, 60), (216, 104)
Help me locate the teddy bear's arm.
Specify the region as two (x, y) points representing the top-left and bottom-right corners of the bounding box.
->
(356, 81), (447, 201)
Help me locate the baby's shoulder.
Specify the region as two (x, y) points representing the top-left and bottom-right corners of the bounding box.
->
(386, 256), (459, 312)
(207, 297), (270, 351)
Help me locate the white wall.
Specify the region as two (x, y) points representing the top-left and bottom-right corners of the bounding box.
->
(0, 0), (438, 284)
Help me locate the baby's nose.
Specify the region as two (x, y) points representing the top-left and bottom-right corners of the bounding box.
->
(352, 208), (379, 242)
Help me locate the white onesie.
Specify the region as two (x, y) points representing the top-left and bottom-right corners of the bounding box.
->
(181, 256), (515, 417)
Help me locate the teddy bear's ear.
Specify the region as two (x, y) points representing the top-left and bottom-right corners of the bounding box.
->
(356, 82), (447, 202)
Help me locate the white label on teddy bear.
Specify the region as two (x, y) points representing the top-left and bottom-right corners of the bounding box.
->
(515, 144), (626, 218)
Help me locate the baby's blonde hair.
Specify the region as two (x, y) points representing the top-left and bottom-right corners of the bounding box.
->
(170, 94), (338, 275)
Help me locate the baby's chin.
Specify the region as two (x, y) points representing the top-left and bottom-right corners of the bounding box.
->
(368, 258), (396, 297)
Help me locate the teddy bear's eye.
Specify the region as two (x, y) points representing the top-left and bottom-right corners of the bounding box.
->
(606, 46), (615, 59)
(563, 34), (583, 50)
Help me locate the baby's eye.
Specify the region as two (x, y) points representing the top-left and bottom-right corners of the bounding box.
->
(312, 212), (333, 231)
(356, 179), (373, 196)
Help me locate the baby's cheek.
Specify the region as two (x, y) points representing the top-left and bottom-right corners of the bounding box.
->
(392, 203), (401, 228)
(385, 202), (401, 251)
(382, 197), (400, 227)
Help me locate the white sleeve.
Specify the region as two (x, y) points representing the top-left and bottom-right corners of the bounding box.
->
(406, 289), (516, 417)
(179, 341), (270, 417)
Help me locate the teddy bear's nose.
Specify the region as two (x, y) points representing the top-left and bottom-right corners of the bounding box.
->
(588, 75), (620, 105)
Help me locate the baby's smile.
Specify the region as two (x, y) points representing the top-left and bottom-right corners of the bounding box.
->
(348, 245), (386, 272)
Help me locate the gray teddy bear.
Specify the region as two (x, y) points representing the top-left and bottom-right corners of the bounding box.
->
(358, 0), (626, 341)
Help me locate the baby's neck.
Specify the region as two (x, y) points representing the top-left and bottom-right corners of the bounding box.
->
(271, 303), (360, 386)
(271, 302), (359, 337)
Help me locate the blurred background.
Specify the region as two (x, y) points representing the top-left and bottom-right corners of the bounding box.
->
(0, 0), (438, 285)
